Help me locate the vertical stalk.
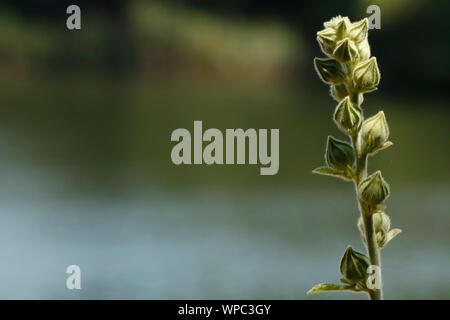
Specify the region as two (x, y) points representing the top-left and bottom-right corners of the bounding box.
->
(352, 131), (383, 300)
(363, 213), (383, 300)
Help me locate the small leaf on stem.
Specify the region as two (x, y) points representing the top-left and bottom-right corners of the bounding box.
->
(312, 166), (352, 181)
(386, 228), (402, 243)
(307, 283), (355, 294)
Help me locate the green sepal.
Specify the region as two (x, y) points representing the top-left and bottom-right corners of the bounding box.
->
(370, 141), (393, 155)
(378, 228), (402, 248)
(340, 278), (353, 285)
(387, 228), (402, 243)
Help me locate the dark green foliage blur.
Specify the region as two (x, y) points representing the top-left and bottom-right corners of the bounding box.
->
(1, 0), (448, 96)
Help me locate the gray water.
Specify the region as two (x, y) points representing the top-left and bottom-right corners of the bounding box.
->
(0, 160), (448, 299)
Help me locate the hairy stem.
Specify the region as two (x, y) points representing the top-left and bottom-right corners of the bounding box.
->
(352, 130), (383, 300)
(362, 213), (383, 300)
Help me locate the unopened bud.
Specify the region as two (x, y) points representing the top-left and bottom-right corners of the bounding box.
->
(324, 15), (351, 31)
(361, 111), (389, 153)
(373, 211), (391, 234)
(353, 57), (380, 92)
(373, 211), (391, 247)
(333, 38), (359, 63)
(334, 96), (361, 133)
(340, 246), (370, 284)
(325, 136), (355, 171)
(317, 28), (337, 56)
(357, 39), (371, 61)
(349, 18), (368, 44)
(358, 171), (390, 207)
(358, 211), (399, 248)
(314, 58), (346, 84)
(334, 19), (349, 39)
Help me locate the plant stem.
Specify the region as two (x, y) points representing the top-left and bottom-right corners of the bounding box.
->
(352, 131), (383, 300)
(363, 213), (383, 300)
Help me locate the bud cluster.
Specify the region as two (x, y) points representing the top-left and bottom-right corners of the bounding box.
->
(317, 16), (370, 63)
(314, 16), (380, 105)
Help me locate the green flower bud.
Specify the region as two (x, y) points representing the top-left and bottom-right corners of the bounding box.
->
(340, 246), (370, 284)
(373, 211), (391, 234)
(358, 211), (401, 248)
(317, 28), (337, 56)
(373, 211), (391, 247)
(330, 83), (349, 102)
(357, 38), (371, 61)
(325, 136), (355, 171)
(358, 171), (390, 207)
(333, 38), (359, 63)
(358, 212), (390, 239)
(334, 96), (361, 133)
(317, 17), (352, 56)
(353, 57), (380, 92)
(361, 111), (390, 153)
(314, 58), (346, 85)
(334, 19), (349, 40)
(324, 15), (351, 31)
(349, 18), (368, 44)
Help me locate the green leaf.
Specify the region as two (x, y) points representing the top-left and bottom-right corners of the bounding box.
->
(307, 283), (354, 295)
(312, 166), (352, 181)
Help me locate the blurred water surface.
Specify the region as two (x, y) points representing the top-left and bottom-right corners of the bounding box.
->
(0, 164), (449, 299)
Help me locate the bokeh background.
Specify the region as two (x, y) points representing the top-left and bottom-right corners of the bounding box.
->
(0, 0), (448, 299)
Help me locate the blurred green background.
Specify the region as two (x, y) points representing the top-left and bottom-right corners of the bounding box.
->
(0, 0), (449, 299)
